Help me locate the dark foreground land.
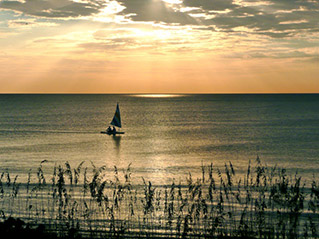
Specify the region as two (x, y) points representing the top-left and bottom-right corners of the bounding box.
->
(0, 217), (59, 239)
(1, 158), (319, 239)
(0, 217), (258, 239)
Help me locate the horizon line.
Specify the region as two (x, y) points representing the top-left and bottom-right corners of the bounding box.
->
(0, 92), (318, 95)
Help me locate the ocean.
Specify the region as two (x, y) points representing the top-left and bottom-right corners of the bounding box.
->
(1, 94), (319, 184)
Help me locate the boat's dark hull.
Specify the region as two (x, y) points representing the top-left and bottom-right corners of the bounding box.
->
(100, 131), (125, 135)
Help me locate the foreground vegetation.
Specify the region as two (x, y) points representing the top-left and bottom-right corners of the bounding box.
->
(0, 157), (319, 238)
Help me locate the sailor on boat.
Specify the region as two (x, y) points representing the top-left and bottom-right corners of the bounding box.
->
(107, 126), (112, 133)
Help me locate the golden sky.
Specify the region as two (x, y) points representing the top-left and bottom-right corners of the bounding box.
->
(0, 0), (318, 93)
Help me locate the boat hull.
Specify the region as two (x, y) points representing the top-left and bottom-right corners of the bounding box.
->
(100, 131), (125, 135)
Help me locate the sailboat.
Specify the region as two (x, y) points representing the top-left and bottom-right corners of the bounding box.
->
(100, 103), (125, 135)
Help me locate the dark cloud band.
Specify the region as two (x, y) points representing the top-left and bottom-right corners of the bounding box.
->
(1, 0), (318, 38)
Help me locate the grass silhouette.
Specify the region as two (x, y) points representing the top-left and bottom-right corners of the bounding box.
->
(0, 157), (318, 238)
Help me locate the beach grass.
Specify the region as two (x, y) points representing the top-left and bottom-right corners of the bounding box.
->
(0, 157), (318, 238)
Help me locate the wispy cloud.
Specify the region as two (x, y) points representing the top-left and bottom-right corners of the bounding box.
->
(8, 18), (58, 28)
(0, 0), (104, 18)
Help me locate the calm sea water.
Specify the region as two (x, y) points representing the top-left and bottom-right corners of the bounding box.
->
(1, 94), (319, 184)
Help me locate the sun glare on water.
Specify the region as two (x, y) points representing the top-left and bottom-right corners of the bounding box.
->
(132, 94), (186, 98)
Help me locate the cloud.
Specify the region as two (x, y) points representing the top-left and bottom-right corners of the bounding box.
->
(0, 0), (104, 18)
(116, 0), (197, 25)
(304, 56), (319, 63)
(111, 0), (319, 39)
(1, 0), (318, 61)
(1, 0), (318, 39)
(8, 18), (58, 28)
(183, 0), (236, 11)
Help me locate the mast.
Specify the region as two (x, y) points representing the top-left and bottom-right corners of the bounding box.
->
(110, 103), (122, 128)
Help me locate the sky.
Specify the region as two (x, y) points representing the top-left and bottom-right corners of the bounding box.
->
(0, 0), (318, 93)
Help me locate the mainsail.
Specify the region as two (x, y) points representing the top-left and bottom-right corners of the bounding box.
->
(110, 103), (122, 128)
